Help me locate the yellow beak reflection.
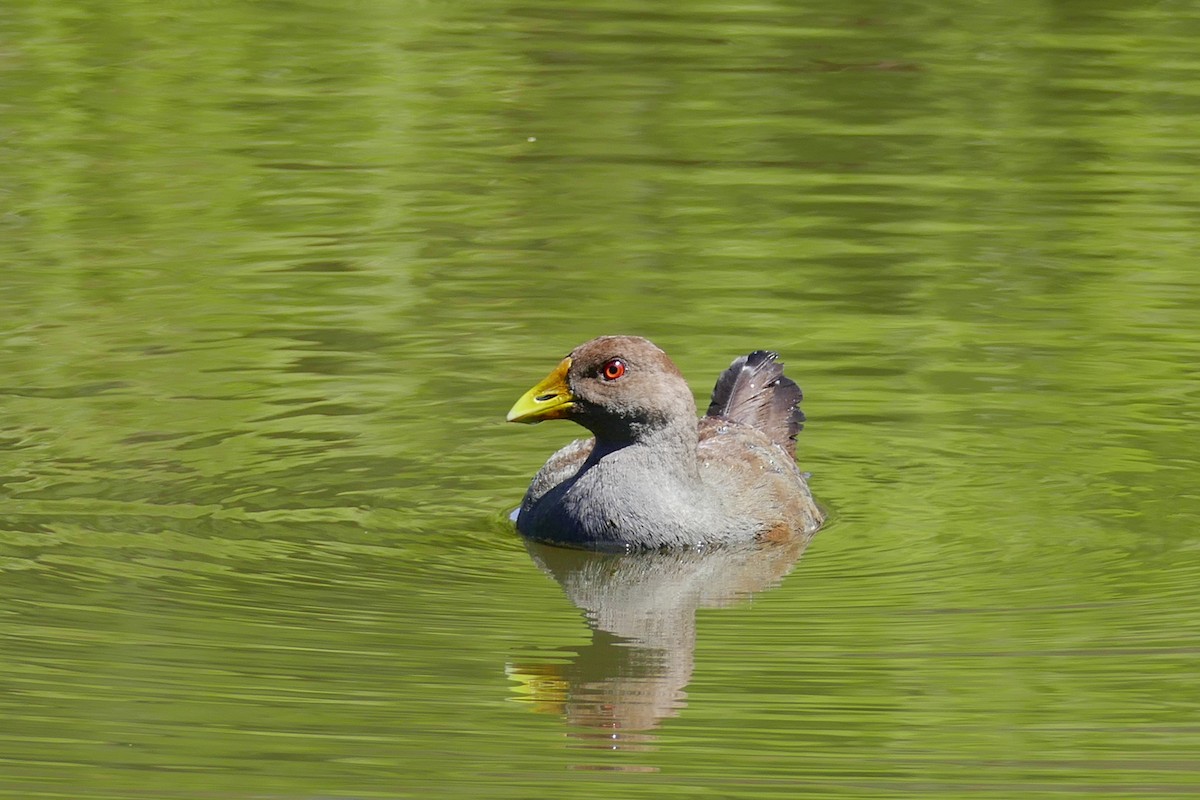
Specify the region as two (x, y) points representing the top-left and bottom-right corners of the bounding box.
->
(506, 357), (575, 424)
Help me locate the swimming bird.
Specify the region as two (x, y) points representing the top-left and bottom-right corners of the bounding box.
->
(507, 336), (823, 550)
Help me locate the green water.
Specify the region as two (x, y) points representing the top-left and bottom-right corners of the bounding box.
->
(2, 0), (1199, 797)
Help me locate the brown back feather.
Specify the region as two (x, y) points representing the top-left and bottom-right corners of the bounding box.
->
(704, 350), (805, 458)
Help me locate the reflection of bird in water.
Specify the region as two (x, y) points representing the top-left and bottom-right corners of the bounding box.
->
(507, 536), (809, 744)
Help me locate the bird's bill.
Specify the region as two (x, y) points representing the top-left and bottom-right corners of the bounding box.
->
(506, 357), (575, 423)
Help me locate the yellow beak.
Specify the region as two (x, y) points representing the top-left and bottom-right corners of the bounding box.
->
(506, 357), (575, 424)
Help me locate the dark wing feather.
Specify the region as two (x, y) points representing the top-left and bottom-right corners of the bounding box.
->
(705, 350), (804, 458)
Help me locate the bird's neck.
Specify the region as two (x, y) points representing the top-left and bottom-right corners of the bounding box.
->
(590, 417), (701, 480)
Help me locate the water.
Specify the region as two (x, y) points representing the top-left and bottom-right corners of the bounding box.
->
(2, 0), (1199, 797)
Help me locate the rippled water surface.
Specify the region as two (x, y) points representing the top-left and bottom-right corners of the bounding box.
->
(2, 1), (1199, 797)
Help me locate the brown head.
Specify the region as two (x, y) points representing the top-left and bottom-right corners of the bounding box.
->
(507, 336), (698, 445)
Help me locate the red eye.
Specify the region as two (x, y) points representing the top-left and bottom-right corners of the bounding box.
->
(601, 358), (626, 381)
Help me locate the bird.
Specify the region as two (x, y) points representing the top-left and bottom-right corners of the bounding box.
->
(506, 335), (823, 550)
